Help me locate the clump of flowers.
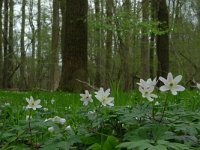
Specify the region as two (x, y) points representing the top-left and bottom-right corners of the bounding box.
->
(45, 116), (66, 125)
(26, 96), (42, 110)
(79, 87), (114, 107)
(80, 90), (93, 106)
(137, 78), (158, 102)
(95, 88), (114, 106)
(159, 72), (185, 95)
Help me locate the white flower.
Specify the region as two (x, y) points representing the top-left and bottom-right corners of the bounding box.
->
(197, 83), (200, 90)
(88, 110), (96, 115)
(51, 99), (55, 104)
(43, 108), (48, 112)
(48, 126), (54, 133)
(26, 96), (42, 110)
(65, 125), (72, 131)
(45, 116), (66, 125)
(155, 101), (160, 106)
(26, 115), (32, 121)
(80, 90), (93, 106)
(95, 88), (114, 106)
(137, 77), (157, 89)
(159, 72), (185, 95)
(139, 86), (158, 102)
(4, 103), (10, 106)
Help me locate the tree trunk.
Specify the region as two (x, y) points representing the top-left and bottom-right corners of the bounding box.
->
(94, 0), (101, 87)
(59, 0), (88, 92)
(29, 0), (36, 88)
(156, 0), (169, 79)
(0, 0), (3, 88)
(149, 0), (156, 78)
(141, 0), (149, 79)
(8, 0), (14, 88)
(50, 0), (60, 90)
(3, 0), (8, 88)
(105, 0), (113, 87)
(20, 0), (26, 89)
(37, 0), (42, 88)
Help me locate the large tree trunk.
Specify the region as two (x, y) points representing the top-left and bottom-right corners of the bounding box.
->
(8, 0), (14, 88)
(105, 0), (113, 87)
(0, 0), (3, 88)
(3, 0), (9, 88)
(50, 0), (60, 90)
(59, 0), (88, 92)
(141, 0), (149, 79)
(156, 0), (169, 79)
(20, 0), (26, 89)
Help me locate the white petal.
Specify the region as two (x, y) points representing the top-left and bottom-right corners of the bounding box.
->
(139, 86), (144, 94)
(174, 75), (182, 84)
(167, 72), (173, 81)
(159, 77), (167, 84)
(151, 94), (158, 98)
(159, 85), (169, 91)
(174, 85), (185, 91)
(171, 90), (177, 95)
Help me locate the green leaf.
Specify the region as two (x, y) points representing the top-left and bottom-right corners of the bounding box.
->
(87, 143), (101, 150)
(103, 136), (119, 150)
(116, 140), (153, 150)
(148, 145), (167, 150)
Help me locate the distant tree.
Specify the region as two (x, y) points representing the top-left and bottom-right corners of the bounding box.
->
(3, 0), (9, 88)
(156, 0), (169, 79)
(59, 0), (88, 92)
(50, 0), (60, 90)
(0, 0), (3, 88)
(20, 0), (26, 89)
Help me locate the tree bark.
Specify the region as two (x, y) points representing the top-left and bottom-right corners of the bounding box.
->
(50, 0), (60, 90)
(156, 0), (169, 79)
(20, 0), (26, 89)
(105, 0), (113, 87)
(94, 0), (101, 87)
(3, 0), (9, 88)
(8, 0), (14, 88)
(59, 0), (88, 92)
(141, 0), (149, 79)
(0, 0), (3, 88)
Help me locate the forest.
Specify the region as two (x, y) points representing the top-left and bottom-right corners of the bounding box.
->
(0, 0), (199, 91)
(0, 0), (200, 149)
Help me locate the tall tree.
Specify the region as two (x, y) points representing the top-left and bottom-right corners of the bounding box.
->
(0, 0), (3, 88)
(105, 0), (113, 86)
(3, 0), (9, 88)
(20, 0), (26, 89)
(50, 0), (60, 90)
(37, 0), (42, 88)
(59, 0), (88, 92)
(29, 0), (36, 87)
(156, 0), (169, 79)
(94, 0), (101, 87)
(149, 0), (156, 78)
(141, 0), (149, 79)
(8, 0), (14, 87)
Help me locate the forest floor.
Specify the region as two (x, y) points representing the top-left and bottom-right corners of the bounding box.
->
(0, 89), (200, 149)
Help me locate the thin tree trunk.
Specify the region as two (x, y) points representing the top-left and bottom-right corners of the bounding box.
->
(105, 0), (113, 87)
(3, 0), (9, 88)
(59, 0), (88, 92)
(156, 0), (169, 79)
(8, 0), (14, 88)
(20, 0), (26, 89)
(0, 0), (3, 88)
(94, 0), (101, 87)
(50, 0), (60, 90)
(141, 0), (149, 79)
(37, 0), (42, 88)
